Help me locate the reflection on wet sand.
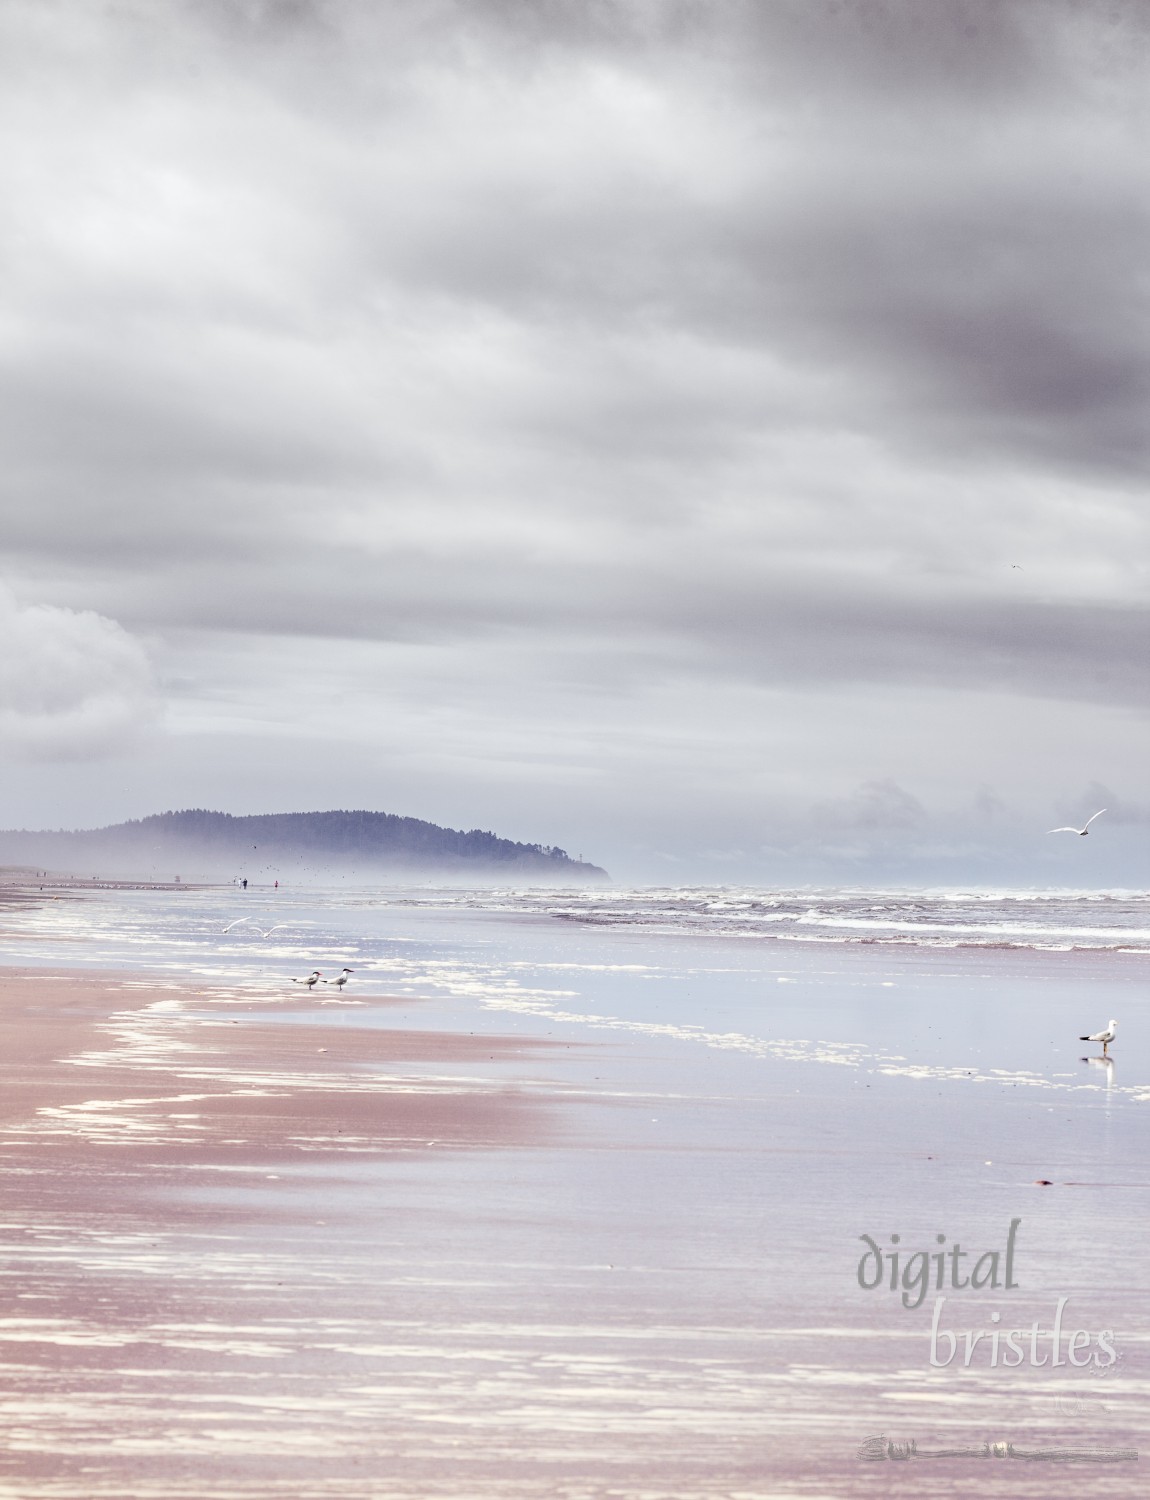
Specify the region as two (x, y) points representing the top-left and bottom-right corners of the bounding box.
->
(3, 883), (1149, 1499)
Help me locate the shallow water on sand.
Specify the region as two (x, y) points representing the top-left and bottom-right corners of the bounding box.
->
(1, 885), (1148, 1496)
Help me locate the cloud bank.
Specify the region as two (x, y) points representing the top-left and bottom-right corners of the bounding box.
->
(0, 1), (1146, 879)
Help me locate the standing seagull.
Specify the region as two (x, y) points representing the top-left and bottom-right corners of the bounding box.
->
(1080, 1019), (1117, 1055)
(1048, 809), (1106, 836)
(323, 968), (355, 992)
(292, 970), (322, 989)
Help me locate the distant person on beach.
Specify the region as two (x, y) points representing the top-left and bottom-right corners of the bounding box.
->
(242, 878), (248, 890)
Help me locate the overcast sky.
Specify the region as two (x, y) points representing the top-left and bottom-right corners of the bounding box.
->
(1, 0), (1147, 885)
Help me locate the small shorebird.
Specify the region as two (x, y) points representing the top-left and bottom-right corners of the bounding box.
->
(1080, 1019), (1117, 1055)
(1048, 809), (1106, 836)
(292, 970), (322, 989)
(324, 968), (355, 991)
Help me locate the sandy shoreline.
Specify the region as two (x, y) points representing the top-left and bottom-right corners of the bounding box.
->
(0, 957), (594, 1497)
(1, 869), (218, 891)
(2, 885), (1148, 1498)
(0, 964), (569, 1170)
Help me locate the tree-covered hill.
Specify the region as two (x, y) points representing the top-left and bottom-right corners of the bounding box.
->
(0, 808), (609, 883)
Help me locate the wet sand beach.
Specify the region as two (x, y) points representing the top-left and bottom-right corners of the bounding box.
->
(0, 962), (579, 1498)
(1, 882), (1148, 1497)
(0, 967), (563, 1159)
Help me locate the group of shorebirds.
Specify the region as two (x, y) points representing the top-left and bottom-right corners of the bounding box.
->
(292, 968), (354, 994)
(223, 917), (357, 997)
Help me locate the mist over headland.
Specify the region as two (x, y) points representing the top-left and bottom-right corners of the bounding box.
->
(0, 808), (609, 886)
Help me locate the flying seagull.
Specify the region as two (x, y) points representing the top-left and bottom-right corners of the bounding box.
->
(323, 968), (355, 990)
(292, 970), (322, 989)
(1048, 809), (1106, 836)
(1080, 1019), (1117, 1055)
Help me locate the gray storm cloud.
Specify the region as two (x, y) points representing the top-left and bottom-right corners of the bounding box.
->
(0, 0), (1146, 877)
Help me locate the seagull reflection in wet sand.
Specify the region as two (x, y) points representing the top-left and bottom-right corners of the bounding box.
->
(1083, 1054), (1115, 1088)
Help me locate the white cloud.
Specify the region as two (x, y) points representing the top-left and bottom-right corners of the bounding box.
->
(0, 587), (157, 759)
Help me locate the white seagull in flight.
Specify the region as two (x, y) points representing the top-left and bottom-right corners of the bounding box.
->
(1080, 1019), (1117, 1055)
(1048, 809), (1106, 836)
(292, 970), (322, 989)
(224, 918), (289, 937)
